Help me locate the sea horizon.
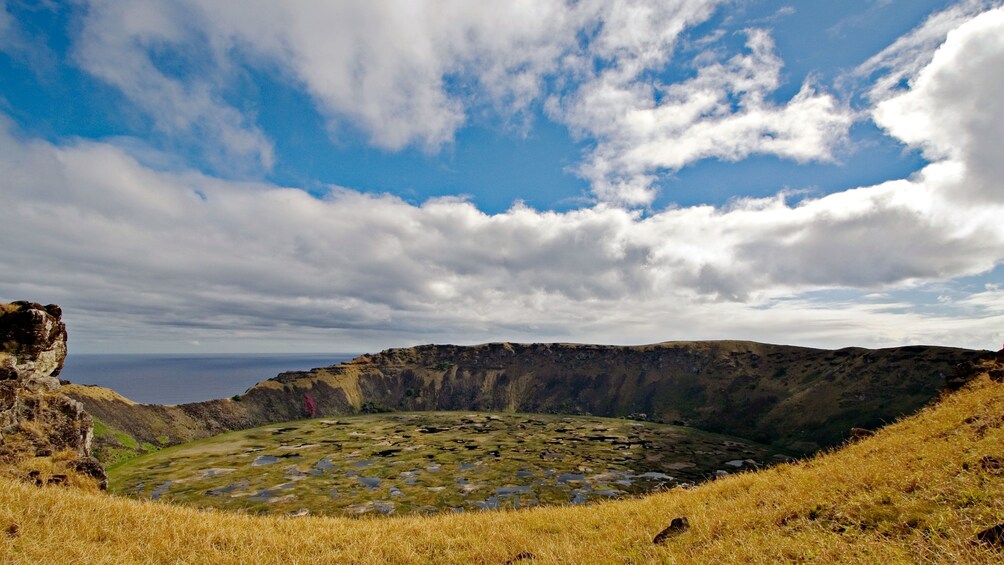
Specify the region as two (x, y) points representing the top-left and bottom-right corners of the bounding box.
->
(61, 352), (360, 406)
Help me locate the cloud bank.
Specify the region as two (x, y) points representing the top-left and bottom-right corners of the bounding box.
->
(1, 3), (1003, 352)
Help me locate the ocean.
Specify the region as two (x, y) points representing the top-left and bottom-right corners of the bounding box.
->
(60, 353), (358, 405)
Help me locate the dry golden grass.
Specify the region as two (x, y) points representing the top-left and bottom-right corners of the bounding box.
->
(2, 451), (103, 492)
(2, 374), (1003, 564)
(61, 384), (137, 405)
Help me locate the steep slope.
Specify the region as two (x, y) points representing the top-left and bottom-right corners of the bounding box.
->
(67, 341), (981, 460)
(5, 355), (1003, 563)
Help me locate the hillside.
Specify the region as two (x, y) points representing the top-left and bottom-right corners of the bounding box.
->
(66, 341), (980, 464)
(4, 355), (1003, 563)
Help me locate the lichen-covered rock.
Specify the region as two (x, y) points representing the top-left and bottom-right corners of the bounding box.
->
(0, 301), (106, 489)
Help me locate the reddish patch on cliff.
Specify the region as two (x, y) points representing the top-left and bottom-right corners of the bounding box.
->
(304, 393), (317, 417)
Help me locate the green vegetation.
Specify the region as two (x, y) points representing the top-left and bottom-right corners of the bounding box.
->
(110, 412), (785, 517)
(91, 417), (158, 469)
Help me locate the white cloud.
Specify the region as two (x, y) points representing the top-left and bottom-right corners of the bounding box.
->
(74, 0), (275, 173)
(557, 29), (853, 205)
(71, 0), (854, 204)
(873, 6), (1004, 203)
(1, 92), (1001, 352)
(72, 0), (596, 161)
(2, 3), (1003, 352)
(855, 0), (999, 103)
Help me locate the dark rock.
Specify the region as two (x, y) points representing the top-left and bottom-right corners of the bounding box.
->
(849, 427), (875, 441)
(653, 517), (690, 544)
(946, 353), (1001, 391)
(71, 456), (109, 490)
(989, 368), (1004, 382)
(976, 523), (1004, 548)
(504, 551), (535, 563)
(944, 365), (973, 391)
(0, 365), (16, 381)
(0, 383), (15, 413)
(979, 455), (1001, 473)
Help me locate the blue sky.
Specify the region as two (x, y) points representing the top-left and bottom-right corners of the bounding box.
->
(1, 0), (1002, 353)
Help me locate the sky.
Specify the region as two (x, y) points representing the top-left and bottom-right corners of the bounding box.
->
(1, 0), (1003, 354)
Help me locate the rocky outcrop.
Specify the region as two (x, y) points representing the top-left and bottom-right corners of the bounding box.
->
(0, 302), (66, 392)
(0, 301), (105, 488)
(68, 340), (982, 461)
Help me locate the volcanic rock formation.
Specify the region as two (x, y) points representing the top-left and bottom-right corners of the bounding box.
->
(67, 340), (984, 462)
(0, 301), (106, 488)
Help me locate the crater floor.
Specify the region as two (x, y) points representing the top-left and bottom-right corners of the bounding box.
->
(110, 412), (790, 517)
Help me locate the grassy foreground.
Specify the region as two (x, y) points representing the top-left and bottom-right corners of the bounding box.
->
(2, 375), (1003, 564)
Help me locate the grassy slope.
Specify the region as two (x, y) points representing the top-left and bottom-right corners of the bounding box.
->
(3, 372), (1002, 563)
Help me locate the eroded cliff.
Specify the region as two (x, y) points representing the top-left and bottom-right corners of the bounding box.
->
(0, 301), (106, 488)
(67, 339), (984, 463)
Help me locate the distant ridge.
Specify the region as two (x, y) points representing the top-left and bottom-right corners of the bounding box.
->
(64, 340), (983, 464)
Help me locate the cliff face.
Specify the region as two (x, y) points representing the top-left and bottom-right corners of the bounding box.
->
(68, 340), (983, 460)
(249, 341), (978, 452)
(0, 301), (105, 488)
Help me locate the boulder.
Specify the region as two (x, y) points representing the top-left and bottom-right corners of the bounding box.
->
(653, 517), (690, 544)
(849, 427), (875, 441)
(977, 523), (1004, 548)
(503, 551), (535, 563)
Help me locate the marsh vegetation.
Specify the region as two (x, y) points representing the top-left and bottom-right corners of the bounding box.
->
(110, 412), (786, 516)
